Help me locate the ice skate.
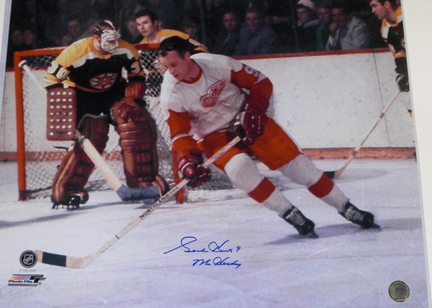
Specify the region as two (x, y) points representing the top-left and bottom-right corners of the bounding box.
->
(340, 202), (375, 228)
(51, 196), (60, 209)
(283, 206), (316, 236)
(67, 194), (83, 209)
(51, 193), (87, 210)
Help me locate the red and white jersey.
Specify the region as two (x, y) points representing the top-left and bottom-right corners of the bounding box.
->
(161, 53), (272, 141)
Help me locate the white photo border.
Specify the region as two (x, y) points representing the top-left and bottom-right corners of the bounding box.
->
(402, 0), (432, 301)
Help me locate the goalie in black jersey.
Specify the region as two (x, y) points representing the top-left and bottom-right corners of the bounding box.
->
(44, 20), (169, 209)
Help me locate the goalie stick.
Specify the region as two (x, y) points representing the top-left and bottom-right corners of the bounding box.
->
(75, 130), (160, 201)
(34, 136), (241, 268)
(324, 90), (401, 179)
(19, 60), (160, 201)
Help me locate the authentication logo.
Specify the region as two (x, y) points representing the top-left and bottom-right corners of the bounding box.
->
(20, 250), (38, 268)
(8, 274), (46, 287)
(389, 280), (410, 302)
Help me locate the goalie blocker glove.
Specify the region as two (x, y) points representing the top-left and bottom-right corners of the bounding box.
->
(235, 93), (269, 146)
(178, 149), (211, 188)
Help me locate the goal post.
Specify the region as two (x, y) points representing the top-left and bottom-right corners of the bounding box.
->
(14, 47), (65, 200)
(13, 44), (241, 202)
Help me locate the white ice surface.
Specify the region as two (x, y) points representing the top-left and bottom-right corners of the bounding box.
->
(0, 158), (428, 307)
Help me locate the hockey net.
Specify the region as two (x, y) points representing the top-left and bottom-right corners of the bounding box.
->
(14, 44), (244, 202)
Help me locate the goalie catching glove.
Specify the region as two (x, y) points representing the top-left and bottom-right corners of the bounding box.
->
(177, 148), (211, 188)
(235, 93), (269, 145)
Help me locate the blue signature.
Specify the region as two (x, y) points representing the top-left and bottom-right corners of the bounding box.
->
(163, 236), (241, 254)
(163, 236), (242, 269)
(193, 257), (241, 269)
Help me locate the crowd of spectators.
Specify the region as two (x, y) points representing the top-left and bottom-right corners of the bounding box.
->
(6, 0), (389, 68)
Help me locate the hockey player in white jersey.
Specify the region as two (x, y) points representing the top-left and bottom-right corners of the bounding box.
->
(158, 36), (375, 236)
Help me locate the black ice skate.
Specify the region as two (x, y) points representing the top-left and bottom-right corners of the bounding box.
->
(51, 194), (85, 210)
(339, 202), (375, 228)
(67, 194), (83, 209)
(283, 206), (316, 236)
(51, 195), (61, 209)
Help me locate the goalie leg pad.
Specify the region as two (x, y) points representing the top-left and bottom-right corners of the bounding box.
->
(111, 100), (168, 192)
(117, 121), (159, 184)
(51, 149), (92, 206)
(51, 115), (109, 205)
(78, 115), (110, 150)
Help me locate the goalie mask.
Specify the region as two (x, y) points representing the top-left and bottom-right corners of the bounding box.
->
(93, 20), (121, 53)
(100, 29), (120, 53)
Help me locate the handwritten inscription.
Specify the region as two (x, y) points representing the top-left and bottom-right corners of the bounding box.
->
(164, 236), (242, 269)
(192, 257), (242, 269)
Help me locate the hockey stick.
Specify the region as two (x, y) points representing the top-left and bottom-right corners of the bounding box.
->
(324, 90), (401, 179)
(19, 60), (160, 201)
(75, 130), (160, 200)
(34, 136), (241, 268)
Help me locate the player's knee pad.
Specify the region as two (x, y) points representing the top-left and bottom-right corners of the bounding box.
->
(52, 115), (109, 205)
(225, 153), (283, 206)
(279, 154), (323, 186)
(225, 153), (264, 193)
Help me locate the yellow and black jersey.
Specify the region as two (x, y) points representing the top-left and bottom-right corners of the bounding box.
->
(44, 37), (146, 92)
(138, 30), (208, 97)
(381, 6), (407, 75)
(139, 29), (208, 54)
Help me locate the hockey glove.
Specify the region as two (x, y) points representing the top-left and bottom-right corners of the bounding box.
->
(235, 93), (269, 146)
(396, 74), (409, 92)
(178, 149), (211, 188)
(46, 87), (77, 141)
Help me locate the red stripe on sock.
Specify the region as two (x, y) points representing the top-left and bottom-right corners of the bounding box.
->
(248, 178), (275, 203)
(308, 173), (334, 198)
